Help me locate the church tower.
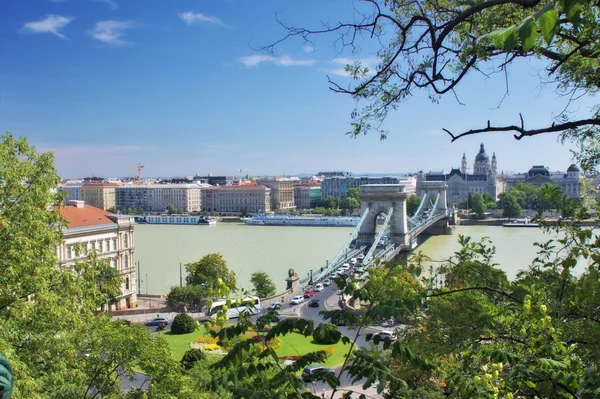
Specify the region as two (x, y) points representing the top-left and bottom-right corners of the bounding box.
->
(461, 153), (467, 174)
(473, 143), (490, 175)
(491, 152), (497, 175)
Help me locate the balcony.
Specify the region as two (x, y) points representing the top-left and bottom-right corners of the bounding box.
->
(118, 266), (136, 275)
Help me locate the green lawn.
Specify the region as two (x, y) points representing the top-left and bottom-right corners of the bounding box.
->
(160, 327), (352, 368)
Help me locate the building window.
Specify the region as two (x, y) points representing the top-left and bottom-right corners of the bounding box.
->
(124, 254), (129, 269)
(112, 238), (117, 251)
(125, 277), (130, 291)
(66, 246), (72, 259)
(123, 233), (128, 249)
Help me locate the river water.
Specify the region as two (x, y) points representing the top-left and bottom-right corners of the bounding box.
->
(135, 223), (568, 295)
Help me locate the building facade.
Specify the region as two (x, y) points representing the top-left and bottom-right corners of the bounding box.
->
(321, 176), (402, 198)
(257, 178), (295, 211)
(116, 184), (202, 213)
(504, 164), (582, 199)
(418, 143), (501, 204)
(293, 183), (322, 209)
(56, 200), (137, 310)
(80, 183), (119, 210)
(201, 184), (271, 214)
(61, 183), (82, 202)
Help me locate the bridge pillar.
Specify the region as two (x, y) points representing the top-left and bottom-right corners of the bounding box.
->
(358, 184), (415, 247)
(417, 181), (448, 215)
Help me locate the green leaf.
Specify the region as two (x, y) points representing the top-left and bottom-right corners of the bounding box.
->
(537, 7), (559, 44)
(517, 18), (537, 52)
(503, 28), (519, 51)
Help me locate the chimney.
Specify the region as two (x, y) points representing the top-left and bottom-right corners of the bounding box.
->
(68, 200), (85, 209)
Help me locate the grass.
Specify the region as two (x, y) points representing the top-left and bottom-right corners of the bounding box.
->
(159, 326), (352, 368)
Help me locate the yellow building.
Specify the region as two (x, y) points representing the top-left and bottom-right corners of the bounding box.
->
(81, 182), (119, 210)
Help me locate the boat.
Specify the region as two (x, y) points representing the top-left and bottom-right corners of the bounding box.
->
(503, 217), (539, 227)
(244, 214), (360, 227)
(144, 215), (216, 225)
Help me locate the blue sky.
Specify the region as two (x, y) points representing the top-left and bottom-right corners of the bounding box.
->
(0, 0), (593, 179)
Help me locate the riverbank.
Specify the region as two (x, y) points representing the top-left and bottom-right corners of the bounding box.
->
(458, 217), (597, 227)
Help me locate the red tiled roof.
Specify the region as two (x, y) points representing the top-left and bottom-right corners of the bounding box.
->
(60, 204), (116, 228)
(219, 185), (268, 189)
(81, 183), (120, 188)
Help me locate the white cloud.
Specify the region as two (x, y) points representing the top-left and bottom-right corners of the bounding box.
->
(90, 20), (134, 45)
(21, 15), (74, 39)
(178, 11), (225, 26)
(326, 57), (380, 77)
(92, 0), (118, 11)
(239, 54), (316, 67)
(303, 45), (315, 53)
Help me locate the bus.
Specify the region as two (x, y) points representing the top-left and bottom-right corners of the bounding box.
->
(206, 296), (261, 319)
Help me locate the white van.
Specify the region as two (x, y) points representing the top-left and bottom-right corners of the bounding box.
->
(350, 258), (357, 265)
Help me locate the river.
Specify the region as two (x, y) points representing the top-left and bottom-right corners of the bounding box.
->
(134, 222), (575, 295)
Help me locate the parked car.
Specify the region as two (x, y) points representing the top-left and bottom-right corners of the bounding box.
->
(323, 279), (332, 286)
(301, 365), (335, 382)
(303, 289), (315, 298)
(308, 299), (320, 308)
(145, 317), (169, 326)
(374, 330), (397, 342)
(350, 258), (357, 265)
(291, 295), (304, 305)
(314, 283), (324, 292)
(330, 272), (338, 279)
(357, 254), (365, 261)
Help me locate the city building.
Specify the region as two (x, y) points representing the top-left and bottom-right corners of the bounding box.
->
(321, 175), (402, 198)
(418, 143), (502, 205)
(201, 184), (271, 214)
(115, 184), (203, 213)
(257, 178), (295, 211)
(56, 200), (136, 310)
(61, 182), (83, 202)
(294, 181), (322, 209)
(504, 164), (583, 200)
(80, 182), (120, 210)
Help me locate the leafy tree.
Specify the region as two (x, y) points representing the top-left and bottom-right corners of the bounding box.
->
(186, 253), (237, 293)
(0, 133), (195, 398)
(540, 183), (564, 214)
(180, 348), (206, 371)
(171, 313), (197, 334)
(265, 0), (600, 173)
(470, 193), (487, 218)
(313, 322), (342, 344)
(107, 206), (117, 213)
(250, 272), (276, 298)
(166, 204), (176, 215)
(167, 285), (209, 309)
(347, 187), (360, 201)
(406, 194), (421, 216)
(502, 193), (522, 219)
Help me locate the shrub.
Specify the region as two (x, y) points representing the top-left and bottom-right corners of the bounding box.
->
(313, 322), (342, 344)
(322, 346), (337, 358)
(180, 348), (206, 370)
(171, 313), (197, 334)
(191, 335), (219, 345)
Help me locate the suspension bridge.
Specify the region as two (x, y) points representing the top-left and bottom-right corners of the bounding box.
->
(301, 182), (452, 285)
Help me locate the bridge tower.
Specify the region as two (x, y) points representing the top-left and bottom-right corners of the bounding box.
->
(358, 184), (414, 248)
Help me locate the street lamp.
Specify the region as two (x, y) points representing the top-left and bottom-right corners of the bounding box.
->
(309, 269), (313, 285)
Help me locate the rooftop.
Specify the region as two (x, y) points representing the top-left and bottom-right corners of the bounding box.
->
(60, 201), (116, 228)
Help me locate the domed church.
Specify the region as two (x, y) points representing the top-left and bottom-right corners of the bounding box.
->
(418, 143), (501, 205)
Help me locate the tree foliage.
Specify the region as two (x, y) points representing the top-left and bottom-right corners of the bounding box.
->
(250, 271), (277, 298)
(185, 253), (237, 293)
(265, 0), (600, 172)
(0, 133), (197, 398)
(502, 193), (523, 218)
(171, 313), (198, 335)
(406, 194), (421, 216)
(470, 193), (487, 218)
(312, 322), (342, 345)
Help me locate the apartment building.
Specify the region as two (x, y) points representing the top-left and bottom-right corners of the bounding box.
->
(293, 182), (322, 209)
(115, 184), (203, 213)
(80, 182), (119, 210)
(56, 200), (136, 310)
(201, 184), (271, 214)
(257, 178), (295, 211)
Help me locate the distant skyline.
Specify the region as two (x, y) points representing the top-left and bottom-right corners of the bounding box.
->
(1, 1), (592, 178)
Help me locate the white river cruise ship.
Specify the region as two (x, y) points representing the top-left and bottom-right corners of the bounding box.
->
(244, 214), (359, 227)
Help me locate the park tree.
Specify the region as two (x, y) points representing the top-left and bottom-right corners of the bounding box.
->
(0, 133), (196, 398)
(406, 194), (421, 216)
(347, 187), (360, 201)
(185, 253), (237, 293)
(502, 192), (522, 219)
(250, 271), (277, 298)
(470, 193), (487, 218)
(166, 203), (176, 215)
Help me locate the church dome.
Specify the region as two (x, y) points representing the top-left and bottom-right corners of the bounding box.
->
(567, 164), (580, 172)
(475, 143), (489, 161)
(528, 165), (550, 177)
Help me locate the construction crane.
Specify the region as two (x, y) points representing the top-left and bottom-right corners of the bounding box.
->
(237, 168), (250, 178)
(129, 162), (145, 182)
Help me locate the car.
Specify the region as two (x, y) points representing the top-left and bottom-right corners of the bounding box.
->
(357, 254), (365, 261)
(145, 317), (169, 326)
(330, 272), (338, 279)
(301, 365), (335, 382)
(268, 302), (282, 310)
(341, 263), (350, 271)
(308, 299), (320, 307)
(303, 289), (315, 298)
(323, 279), (332, 286)
(290, 295), (304, 305)
(314, 283), (324, 292)
(374, 330), (397, 342)
(350, 258), (357, 265)
(336, 268), (344, 274)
